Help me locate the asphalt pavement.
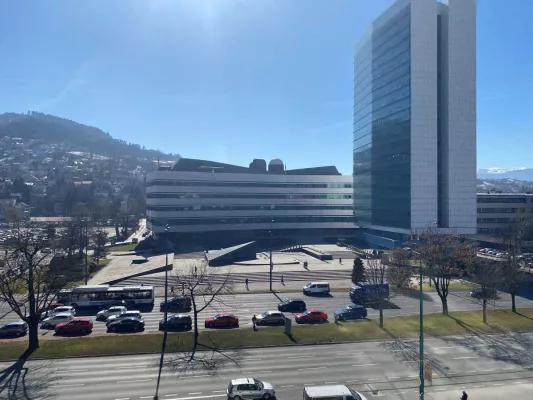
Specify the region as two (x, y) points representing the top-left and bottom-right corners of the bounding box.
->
(3, 334), (533, 400)
(2, 290), (533, 339)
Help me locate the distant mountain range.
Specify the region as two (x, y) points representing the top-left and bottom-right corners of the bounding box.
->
(477, 167), (533, 181)
(0, 112), (177, 161)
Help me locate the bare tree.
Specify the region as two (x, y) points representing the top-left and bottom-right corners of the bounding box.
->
(164, 260), (241, 375)
(91, 228), (108, 263)
(502, 210), (532, 312)
(468, 258), (504, 323)
(0, 224), (75, 358)
(416, 230), (467, 315)
(387, 248), (413, 290)
(365, 258), (391, 330)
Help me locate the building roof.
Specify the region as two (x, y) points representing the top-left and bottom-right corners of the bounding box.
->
(168, 157), (341, 176)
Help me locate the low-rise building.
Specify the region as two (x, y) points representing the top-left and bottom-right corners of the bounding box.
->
(477, 193), (533, 235)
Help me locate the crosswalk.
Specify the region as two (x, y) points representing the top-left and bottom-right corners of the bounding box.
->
(120, 269), (352, 287)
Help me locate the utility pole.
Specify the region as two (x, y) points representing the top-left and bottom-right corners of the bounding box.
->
(419, 255), (424, 400)
(269, 219), (274, 292)
(84, 220), (89, 285)
(154, 224), (170, 400)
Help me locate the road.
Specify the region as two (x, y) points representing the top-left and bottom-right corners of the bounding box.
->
(1, 290), (533, 338)
(2, 334), (533, 400)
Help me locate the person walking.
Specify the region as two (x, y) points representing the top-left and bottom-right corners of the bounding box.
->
(252, 315), (257, 331)
(281, 274), (284, 285)
(170, 285), (174, 294)
(245, 278), (249, 290)
(460, 391), (468, 400)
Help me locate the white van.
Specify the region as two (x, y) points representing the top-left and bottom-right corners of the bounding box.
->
(303, 282), (330, 295)
(303, 385), (367, 400)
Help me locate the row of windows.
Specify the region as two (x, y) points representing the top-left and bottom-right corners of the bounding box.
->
(354, 35), (410, 91)
(477, 197), (529, 204)
(355, 83), (410, 124)
(477, 218), (511, 224)
(354, 95), (410, 134)
(148, 216), (355, 226)
(354, 108), (410, 140)
(477, 208), (520, 214)
(355, 73), (410, 115)
(147, 204), (354, 212)
(147, 193), (353, 200)
(147, 180), (352, 189)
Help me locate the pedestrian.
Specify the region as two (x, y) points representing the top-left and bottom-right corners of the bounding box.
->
(460, 391), (468, 400)
(170, 285), (174, 294)
(252, 314), (257, 331)
(281, 274), (284, 285)
(245, 278), (249, 289)
(339, 257), (342, 264)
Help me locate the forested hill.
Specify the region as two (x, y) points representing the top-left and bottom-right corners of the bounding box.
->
(0, 112), (175, 160)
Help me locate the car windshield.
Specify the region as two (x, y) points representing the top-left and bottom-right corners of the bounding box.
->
(261, 312), (269, 317)
(253, 379), (264, 389)
(303, 311), (310, 316)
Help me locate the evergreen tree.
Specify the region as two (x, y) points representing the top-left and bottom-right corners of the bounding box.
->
(351, 257), (366, 285)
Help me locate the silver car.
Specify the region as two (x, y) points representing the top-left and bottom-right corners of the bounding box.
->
(227, 378), (275, 400)
(41, 313), (73, 329)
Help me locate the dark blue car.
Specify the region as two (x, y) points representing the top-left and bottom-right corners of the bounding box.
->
(334, 304), (367, 321)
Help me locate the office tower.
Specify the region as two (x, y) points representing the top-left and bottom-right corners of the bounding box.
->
(353, 0), (476, 246)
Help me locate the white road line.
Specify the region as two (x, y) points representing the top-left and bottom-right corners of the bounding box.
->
(503, 366), (516, 370)
(434, 388), (446, 391)
(211, 391), (226, 393)
(483, 369), (495, 372)
(433, 346), (455, 350)
(393, 392), (406, 395)
(345, 380), (359, 383)
(165, 395), (177, 397)
(325, 382), (337, 384)
(116, 366), (147, 370)
(115, 398), (130, 400)
(515, 382), (524, 384)
(57, 369), (89, 372)
(298, 367), (327, 371)
(255, 370), (271, 373)
(408, 375), (419, 378)
(493, 383), (505, 386)
(367, 378), (377, 381)
(49, 384), (85, 388)
(117, 379), (152, 383)
(352, 363), (379, 367)
(189, 393), (202, 395)
(140, 397), (153, 399)
(280, 385), (294, 388)
(388, 377), (400, 379)
(474, 385), (483, 388)
(337, 352), (364, 355)
(453, 356), (479, 360)
(288, 356), (313, 359)
(163, 395), (226, 400)
(467, 370), (477, 373)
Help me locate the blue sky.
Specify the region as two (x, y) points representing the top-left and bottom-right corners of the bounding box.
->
(1, 0), (532, 174)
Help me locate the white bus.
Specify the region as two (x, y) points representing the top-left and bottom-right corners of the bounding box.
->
(58, 285), (154, 308)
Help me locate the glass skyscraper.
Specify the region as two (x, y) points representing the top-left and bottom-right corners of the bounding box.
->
(353, 0), (477, 245)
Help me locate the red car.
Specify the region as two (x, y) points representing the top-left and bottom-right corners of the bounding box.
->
(295, 309), (328, 324)
(55, 317), (93, 335)
(204, 314), (239, 329)
(38, 302), (64, 314)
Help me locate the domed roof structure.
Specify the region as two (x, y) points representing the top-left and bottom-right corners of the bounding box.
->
(268, 158), (285, 173)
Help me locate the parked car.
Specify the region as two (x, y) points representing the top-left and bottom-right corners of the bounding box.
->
(160, 296), (191, 312)
(159, 314), (192, 331)
(106, 310), (142, 325)
(303, 384), (368, 400)
(55, 318), (93, 335)
(335, 304), (367, 321)
(303, 281), (330, 296)
(38, 302), (64, 314)
(255, 311), (286, 326)
(96, 306), (127, 321)
(295, 309), (328, 324)
(227, 378), (275, 400)
(470, 288), (499, 300)
(0, 322), (28, 337)
(204, 314), (239, 329)
(41, 313), (74, 329)
(107, 317), (145, 332)
(277, 298), (306, 312)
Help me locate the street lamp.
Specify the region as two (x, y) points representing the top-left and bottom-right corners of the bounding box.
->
(154, 224), (171, 400)
(269, 219), (274, 292)
(411, 239), (424, 400)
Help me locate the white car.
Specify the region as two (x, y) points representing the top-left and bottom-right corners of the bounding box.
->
(41, 306), (76, 320)
(227, 378), (275, 400)
(41, 313), (74, 329)
(106, 310), (142, 325)
(96, 306), (127, 321)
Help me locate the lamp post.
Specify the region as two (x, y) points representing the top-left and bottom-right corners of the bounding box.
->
(269, 219), (274, 292)
(84, 220), (89, 285)
(411, 240), (424, 400)
(154, 224), (171, 400)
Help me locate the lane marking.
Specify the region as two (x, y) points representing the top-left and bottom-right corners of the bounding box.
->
(117, 379), (152, 383)
(298, 367), (327, 371)
(166, 396), (178, 397)
(345, 380), (358, 383)
(433, 346), (455, 350)
(337, 352), (364, 355)
(493, 383), (505, 386)
(467, 370), (477, 373)
(393, 392), (406, 395)
(189, 393), (202, 395)
(115, 398), (130, 400)
(288, 356), (313, 359)
(367, 378), (377, 381)
(515, 382), (524, 384)
(483, 369), (495, 372)
(453, 356), (479, 360)
(408, 375), (418, 378)
(352, 363), (379, 367)
(162, 395), (226, 400)
(140, 397), (153, 399)
(116, 366), (147, 370)
(280, 385), (294, 388)
(57, 369), (89, 372)
(49, 384), (85, 388)
(211, 391), (226, 393)
(389, 377), (400, 379)
(325, 381), (337, 384)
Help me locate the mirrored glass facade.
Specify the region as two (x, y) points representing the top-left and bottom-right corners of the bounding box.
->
(353, 3), (411, 229)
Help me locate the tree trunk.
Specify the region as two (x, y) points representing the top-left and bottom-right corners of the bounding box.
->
(379, 305), (384, 330)
(192, 299), (199, 347)
(441, 298), (448, 315)
(483, 299), (488, 324)
(26, 320), (40, 357)
(511, 292), (516, 313)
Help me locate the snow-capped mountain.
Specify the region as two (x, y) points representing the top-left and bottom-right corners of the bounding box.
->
(477, 167), (533, 181)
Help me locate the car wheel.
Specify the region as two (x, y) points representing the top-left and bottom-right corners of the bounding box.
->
(263, 394), (271, 400)
(42, 322), (50, 329)
(233, 396), (242, 400)
(80, 329), (88, 334)
(185, 324), (191, 330)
